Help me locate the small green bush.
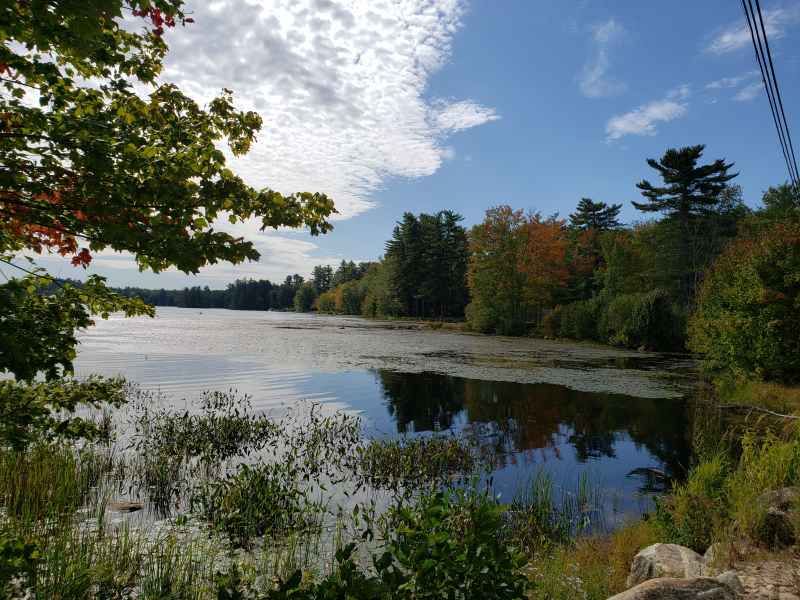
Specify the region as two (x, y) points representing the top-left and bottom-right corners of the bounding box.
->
(215, 489), (529, 599)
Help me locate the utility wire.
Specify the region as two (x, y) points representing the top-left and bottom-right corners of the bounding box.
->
(742, 1), (796, 185)
(741, 0), (799, 187)
(754, 0), (800, 185)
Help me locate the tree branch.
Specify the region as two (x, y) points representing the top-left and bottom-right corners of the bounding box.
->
(717, 404), (800, 420)
(0, 77), (40, 90)
(0, 258), (63, 289)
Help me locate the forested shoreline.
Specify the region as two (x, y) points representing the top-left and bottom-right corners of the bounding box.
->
(122, 145), (799, 359)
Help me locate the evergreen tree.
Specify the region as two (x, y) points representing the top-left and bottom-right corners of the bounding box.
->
(569, 198), (622, 231)
(633, 145), (738, 301)
(312, 265), (334, 293)
(385, 211), (469, 318)
(634, 145), (737, 219)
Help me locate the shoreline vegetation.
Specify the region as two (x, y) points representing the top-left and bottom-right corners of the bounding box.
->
(3, 1), (800, 598)
(2, 378), (800, 598)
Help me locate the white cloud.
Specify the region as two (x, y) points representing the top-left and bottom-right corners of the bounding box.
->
(704, 71), (762, 101)
(605, 85), (690, 141)
(157, 0), (495, 222)
(432, 100), (500, 132)
(706, 71), (759, 89)
(108, 0), (498, 284)
(734, 81), (765, 101)
(440, 146), (456, 161)
(667, 84), (691, 101)
(578, 18), (628, 98)
(706, 5), (800, 54)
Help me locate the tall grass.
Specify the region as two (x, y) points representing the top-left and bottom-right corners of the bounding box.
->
(655, 422), (800, 554)
(506, 470), (606, 553)
(526, 520), (659, 600)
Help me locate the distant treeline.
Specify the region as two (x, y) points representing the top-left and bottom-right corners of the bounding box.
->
(115, 261), (374, 311)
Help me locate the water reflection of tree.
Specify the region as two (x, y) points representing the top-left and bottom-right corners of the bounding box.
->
(377, 371), (465, 433)
(374, 371), (691, 486)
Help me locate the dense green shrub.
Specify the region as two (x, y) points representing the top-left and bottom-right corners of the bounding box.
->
(196, 462), (316, 547)
(0, 377), (125, 451)
(599, 289), (684, 350)
(688, 222), (800, 381)
(555, 290), (685, 350)
(557, 298), (601, 340)
(214, 489), (529, 599)
(383, 489), (527, 599)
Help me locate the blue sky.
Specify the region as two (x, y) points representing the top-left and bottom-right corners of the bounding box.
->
(33, 0), (800, 288)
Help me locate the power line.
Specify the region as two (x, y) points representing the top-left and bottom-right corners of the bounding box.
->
(754, 0), (800, 184)
(741, 0), (800, 187)
(741, 0), (796, 185)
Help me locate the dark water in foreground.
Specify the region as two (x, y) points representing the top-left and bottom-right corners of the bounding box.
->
(75, 308), (693, 516)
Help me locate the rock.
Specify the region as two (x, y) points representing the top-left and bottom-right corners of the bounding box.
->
(713, 571), (744, 596)
(107, 500), (143, 513)
(755, 487), (800, 512)
(608, 577), (738, 600)
(733, 558), (800, 599)
(755, 507), (796, 549)
(627, 544), (706, 588)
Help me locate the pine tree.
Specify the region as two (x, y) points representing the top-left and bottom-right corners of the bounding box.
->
(634, 145), (737, 220)
(569, 198), (622, 231)
(633, 145), (738, 302)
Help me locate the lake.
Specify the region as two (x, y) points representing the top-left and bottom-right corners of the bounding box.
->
(75, 307), (696, 519)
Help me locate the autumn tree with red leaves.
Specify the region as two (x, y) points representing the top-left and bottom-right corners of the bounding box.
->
(0, 1), (336, 446)
(0, 0), (336, 386)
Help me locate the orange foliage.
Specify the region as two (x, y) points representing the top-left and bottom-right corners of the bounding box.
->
(1, 190), (93, 267)
(518, 216), (570, 306)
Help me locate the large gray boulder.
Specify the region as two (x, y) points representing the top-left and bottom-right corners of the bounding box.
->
(627, 544), (706, 588)
(608, 577), (738, 600)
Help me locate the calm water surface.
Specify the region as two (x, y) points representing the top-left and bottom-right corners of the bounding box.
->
(75, 307), (694, 516)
